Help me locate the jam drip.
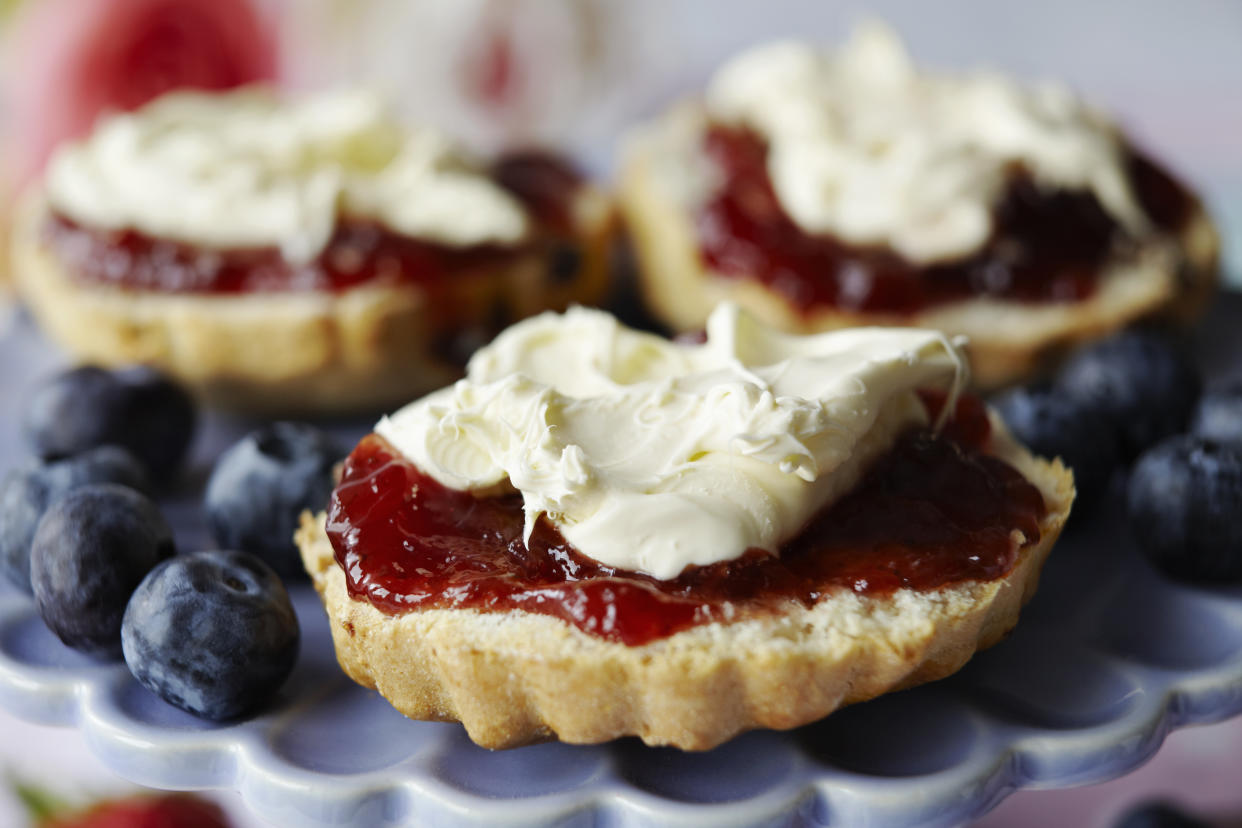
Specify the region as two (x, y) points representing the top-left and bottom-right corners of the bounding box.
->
(326, 394), (1047, 646)
(697, 125), (1195, 314)
(44, 151), (583, 295)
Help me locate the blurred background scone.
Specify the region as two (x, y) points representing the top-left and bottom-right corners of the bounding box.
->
(10, 88), (611, 413)
(619, 22), (1219, 388)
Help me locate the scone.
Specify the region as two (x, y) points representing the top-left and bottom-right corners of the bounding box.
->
(11, 88), (611, 412)
(297, 304), (1074, 750)
(619, 22), (1218, 389)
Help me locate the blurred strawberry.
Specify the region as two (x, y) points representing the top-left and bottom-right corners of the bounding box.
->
(37, 793), (230, 828)
(2, 0), (278, 187)
(41, 794), (231, 828)
(13, 779), (232, 828)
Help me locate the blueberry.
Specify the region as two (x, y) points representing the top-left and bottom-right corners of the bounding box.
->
(24, 365), (197, 483)
(122, 550), (299, 720)
(1057, 331), (1201, 461)
(205, 423), (340, 579)
(30, 484), (174, 657)
(0, 447), (150, 594)
(993, 383), (1121, 509)
(1127, 436), (1242, 582)
(1190, 381), (1242, 443)
(1114, 801), (1209, 828)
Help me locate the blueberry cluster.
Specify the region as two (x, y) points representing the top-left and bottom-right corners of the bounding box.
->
(995, 330), (1242, 583)
(0, 364), (330, 721)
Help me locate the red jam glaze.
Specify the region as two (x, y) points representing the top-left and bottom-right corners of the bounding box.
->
(44, 215), (526, 294)
(696, 125), (1195, 315)
(325, 393), (1046, 646)
(43, 151), (583, 295)
(491, 151), (584, 234)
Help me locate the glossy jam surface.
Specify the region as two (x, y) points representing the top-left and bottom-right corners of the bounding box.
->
(326, 394), (1046, 646)
(44, 152), (583, 295)
(491, 151), (583, 233)
(697, 125), (1194, 314)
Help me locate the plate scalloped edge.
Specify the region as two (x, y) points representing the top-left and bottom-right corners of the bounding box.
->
(4, 584), (1242, 828)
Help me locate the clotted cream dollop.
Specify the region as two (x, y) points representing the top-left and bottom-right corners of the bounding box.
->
(45, 88), (529, 264)
(701, 21), (1145, 263)
(377, 304), (968, 580)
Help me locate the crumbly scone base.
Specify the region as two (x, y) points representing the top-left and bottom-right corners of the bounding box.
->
(10, 190), (613, 414)
(618, 114), (1220, 390)
(297, 422), (1073, 750)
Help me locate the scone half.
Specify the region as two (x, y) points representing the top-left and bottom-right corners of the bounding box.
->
(297, 416), (1072, 751)
(619, 131), (1217, 391)
(11, 188), (612, 414)
(618, 25), (1220, 391)
(10, 88), (613, 414)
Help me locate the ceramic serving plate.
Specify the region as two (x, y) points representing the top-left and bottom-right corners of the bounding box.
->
(2, 298), (1241, 828)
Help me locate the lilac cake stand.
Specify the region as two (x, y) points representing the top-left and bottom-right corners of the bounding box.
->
(2, 297), (1241, 828)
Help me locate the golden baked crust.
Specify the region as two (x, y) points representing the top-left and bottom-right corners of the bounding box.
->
(618, 115), (1219, 390)
(297, 418), (1074, 751)
(10, 189), (613, 414)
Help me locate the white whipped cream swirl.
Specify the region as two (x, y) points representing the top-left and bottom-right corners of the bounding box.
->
(705, 22), (1146, 263)
(377, 304), (968, 580)
(45, 88), (529, 263)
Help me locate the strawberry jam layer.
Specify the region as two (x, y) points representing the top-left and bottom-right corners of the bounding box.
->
(697, 125), (1195, 314)
(43, 152), (583, 295)
(325, 393), (1047, 646)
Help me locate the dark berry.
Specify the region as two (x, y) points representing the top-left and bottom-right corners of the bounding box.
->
(0, 447), (150, 594)
(30, 484), (175, 658)
(24, 365), (197, 483)
(122, 550), (299, 720)
(1127, 436), (1242, 582)
(993, 383), (1121, 509)
(1190, 381), (1242, 443)
(1057, 330), (1201, 460)
(1114, 801), (1209, 828)
(204, 423), (340, 579)
(40, 792), (229, 828)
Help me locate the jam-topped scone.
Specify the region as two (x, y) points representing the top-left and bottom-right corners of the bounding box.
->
(11, 89), (610, 412)
(619, 23), (1218, 389)
(297, 304), (1074, 750)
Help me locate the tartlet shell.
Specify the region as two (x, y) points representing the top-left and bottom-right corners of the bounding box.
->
(297, 419), (1074, 751)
